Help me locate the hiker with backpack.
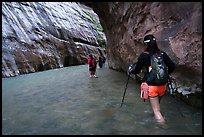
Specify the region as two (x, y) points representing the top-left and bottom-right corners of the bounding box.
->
(87, 54), (98, 78)
(128, 35), (175, 125)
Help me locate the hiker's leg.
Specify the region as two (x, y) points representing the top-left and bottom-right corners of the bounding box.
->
(91, 71), (94, 76)
(89, 71), (92, 77)
(149, 96), (165, 123)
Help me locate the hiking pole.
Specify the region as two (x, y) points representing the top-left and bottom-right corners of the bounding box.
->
(120, 64), (133, 107)
(120, 72), (131, 107)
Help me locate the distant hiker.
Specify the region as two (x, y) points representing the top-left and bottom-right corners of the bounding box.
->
(88, 54), (97, 78)
(128, 35), (175, 125)
(102, 55), (106, 66)
(98, 56), (103, 68)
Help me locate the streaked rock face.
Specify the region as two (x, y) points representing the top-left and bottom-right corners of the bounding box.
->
(2, 2), (202, 108)
(2, 2), (106, 77)
(2, 2), (202, 87)
(91, 2), (202, 85)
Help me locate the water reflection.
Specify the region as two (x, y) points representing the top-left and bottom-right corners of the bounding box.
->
(2, 64), (202, 135)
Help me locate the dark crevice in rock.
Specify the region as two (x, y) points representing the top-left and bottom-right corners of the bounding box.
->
(63, 55), (81, 67)
(37, 63), (44, 72)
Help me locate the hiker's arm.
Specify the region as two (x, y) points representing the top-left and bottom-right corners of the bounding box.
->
(131, 53), (146, 74)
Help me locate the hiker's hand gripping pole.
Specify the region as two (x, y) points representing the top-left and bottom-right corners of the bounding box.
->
(120, 64), (134, 107)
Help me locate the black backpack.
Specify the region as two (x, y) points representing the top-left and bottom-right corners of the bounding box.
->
(147, 51), (169, 85)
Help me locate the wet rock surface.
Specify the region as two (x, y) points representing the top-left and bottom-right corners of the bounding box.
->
(2, 2), (106, 78)
(92, 2), (202, 75)
(166, 77), (202, 109)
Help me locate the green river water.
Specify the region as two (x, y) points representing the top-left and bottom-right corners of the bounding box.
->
(2, 64), (202, 135)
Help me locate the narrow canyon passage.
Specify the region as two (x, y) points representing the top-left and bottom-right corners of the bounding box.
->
(2, 64), (202, 135)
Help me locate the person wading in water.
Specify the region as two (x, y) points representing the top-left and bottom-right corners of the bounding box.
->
(128, 35), (175, 126)
(87, 54), (97, 78)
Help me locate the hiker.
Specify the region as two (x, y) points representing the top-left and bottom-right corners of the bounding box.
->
(128, 35), (175, 125)
(87, 54), (97, 78)
(98, 55), (103, 68)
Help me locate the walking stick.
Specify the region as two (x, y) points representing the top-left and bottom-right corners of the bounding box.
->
(120, 72), (131, 107)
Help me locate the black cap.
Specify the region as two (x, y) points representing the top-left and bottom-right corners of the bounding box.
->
(143, 35), (156, 46)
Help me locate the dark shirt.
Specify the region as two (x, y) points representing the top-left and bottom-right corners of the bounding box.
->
(131, 50), (175, 85)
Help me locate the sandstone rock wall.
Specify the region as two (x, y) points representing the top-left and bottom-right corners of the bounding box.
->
(91, 2), (202, 86)
(89, 2), (202, 108)
(2, 2), (106, 77)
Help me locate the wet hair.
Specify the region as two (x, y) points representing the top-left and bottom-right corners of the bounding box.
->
(143, 34), (160, 53)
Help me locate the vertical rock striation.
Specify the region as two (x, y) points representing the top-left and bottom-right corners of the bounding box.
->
(2, 2), (106, 77)
(92, 2), (202, 84)
(90, 2), (202, 108)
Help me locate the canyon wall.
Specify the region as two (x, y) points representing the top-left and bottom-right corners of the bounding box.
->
(2, 2), (106, 77)
(90, 2), (202, 108)
(91, 2), (202, 86)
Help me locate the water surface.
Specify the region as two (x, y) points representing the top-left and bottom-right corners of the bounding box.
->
(2, 64), (202, 135)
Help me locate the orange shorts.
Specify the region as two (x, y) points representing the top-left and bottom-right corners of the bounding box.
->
(148, 84), (167, 97)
